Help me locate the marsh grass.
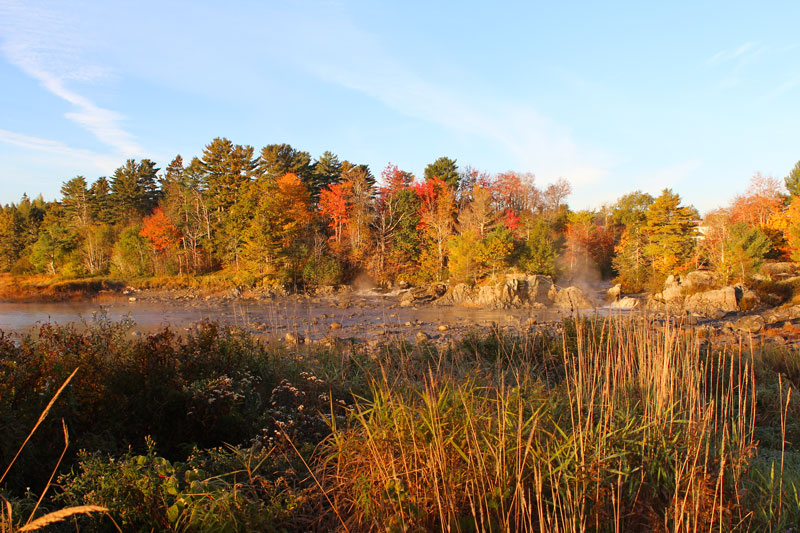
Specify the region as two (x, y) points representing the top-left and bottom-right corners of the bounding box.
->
(315, 316), (791, 532)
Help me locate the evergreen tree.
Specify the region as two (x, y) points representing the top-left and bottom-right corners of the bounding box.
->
(60, 176), (90, 226)
(642, 189), (696, 278)
(519, 219), (559, 276)
(256, 143), (313, 186)
(110, 159), (160, 223)
(201, 138), (257, 213)
(88, 177), (115, 225)
(0, 206), (25, 271)
(312, 151), (343, 200)
(424, 156), (459, 189)
(785, 160), (800, 198)
(720, 222), (771, 284)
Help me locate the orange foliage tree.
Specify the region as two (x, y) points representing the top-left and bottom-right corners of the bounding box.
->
(319, 181), (353, 251)
(140, 208), (180, 252)
(730, 173), (785, 228)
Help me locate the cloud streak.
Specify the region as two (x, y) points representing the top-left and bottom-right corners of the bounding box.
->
(290, 9), (612, 187)
(0, 0), (141, 157)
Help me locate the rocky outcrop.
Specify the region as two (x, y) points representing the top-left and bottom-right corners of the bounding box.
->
(683, 271), (720, 292)
(439, 274), (557, 309)
(761, 262), (798, 279)
(400, 283), (447, 307)
(684, 286), (740, 315)
(648, 275), (684, 312)
(647, 274), (751, 316)
(762, 304), (800, 324)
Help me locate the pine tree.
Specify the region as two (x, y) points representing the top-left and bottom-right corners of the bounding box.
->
(110, 159), (160, 223)
(256, 144), (313, 186)
(88, 177), (115, 225)
(312, 151), (343, 200)
(785, 160), (800, 198)
(642, 189), (696, 278)
(60, 176), (90, 226)
(201, 138), (257, 213)
(424, 156), (459, 189)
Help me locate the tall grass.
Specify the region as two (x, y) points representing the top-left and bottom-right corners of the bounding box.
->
(317, 317), (765, 531)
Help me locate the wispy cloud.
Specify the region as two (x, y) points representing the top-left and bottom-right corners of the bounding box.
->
(290, 10), (613, 187)
(707, 42), (760, 65)
(0, 129), (119, 172)
(0, 0), (141, 157)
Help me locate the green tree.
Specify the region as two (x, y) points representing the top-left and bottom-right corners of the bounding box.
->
(719, 222), (771, 284)
(88, 177), (115, 225)
(785, 160), (800, 198)
(424, 156), (459, 189)
(311, 151), (343, 200)
(519, 219), (559, 276)
(30, 208), (79, 275)
(611, 190), (654, 228)
(112, 225), (154, 276)
(201, 138), (257, 213)
(479, 226), (514, 278)
(256, 144), (313, 186)
(110, 159), (160, 223)
(60, 176), (90, 226)
(0, 206), (25, 271)
(642, 189), (696, 279)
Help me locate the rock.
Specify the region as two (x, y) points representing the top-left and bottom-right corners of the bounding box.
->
(734, 315), (765, 334)
(554, 286), (594, 311)
(610, 297), (639, 310)
(683, 271), (720, 292)
(737, 286), (760, 311)
(284, 332), (303, 344)
(415, 331), (430, 342)
(684, 286), (739, 316)
(399, 291), (414, 307)
(764, 304), (800, 323)
(761, 262), (797, 279)
(329, 322), (342, 330)
(450, 283), (474, 305)
(128, 296), (137, 302)
(684, 314), (699, 325)
(606, 284), (622, 302)
(437, 325), (449, 332)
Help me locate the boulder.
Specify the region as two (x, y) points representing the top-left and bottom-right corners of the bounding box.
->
(737, 286), (760, 311)
(734, 315), (765, 334)
(606, 284), (622, 302)
(761, 262), (797, 279)
(554, 286), (594, 311)
(684, 286), (739, 316)
(683, 271), (720, 292)
(525, 275), (556, 305)
(610, 296), (639, 310)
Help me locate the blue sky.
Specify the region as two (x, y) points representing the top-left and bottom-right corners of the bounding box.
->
(1, 0), (799, 213)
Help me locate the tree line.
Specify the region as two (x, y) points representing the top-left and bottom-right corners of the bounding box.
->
(1, 137), (799, 291)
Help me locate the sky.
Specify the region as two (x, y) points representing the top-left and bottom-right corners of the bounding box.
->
(1, 0), (799, 213)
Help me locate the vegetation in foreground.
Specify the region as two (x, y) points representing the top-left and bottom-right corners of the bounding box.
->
(1, 316), (799, 531)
